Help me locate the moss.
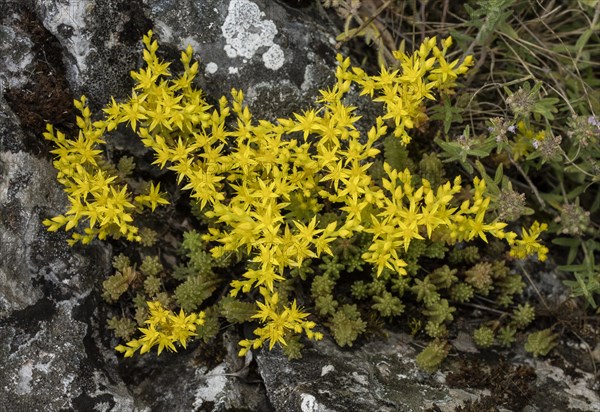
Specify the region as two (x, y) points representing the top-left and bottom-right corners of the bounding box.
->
(102, 267), (137, 303)
(464, 262), (494, 296)
(174, 277), (220, 312)
(219, 296), (256, 324)
(422, 299), (455, 325)
(430, 265), (458, 289)
(497, 325), (517, 348)
(107, 316), (137, 341)
(411, 276), (440, 305)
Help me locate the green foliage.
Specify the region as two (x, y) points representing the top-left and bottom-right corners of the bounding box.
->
(112, 253), (131, 271)
(329, 304), (366, 347)
(174, 277), (220, 313)
(497, 325), (517, 348)
(138, 227), (159, 247)
(416, 339), (450, 372)
(464, 262), (494, 296)
(449, 246), (480, 265)
(311, 274), (336, 297)
(432, 0), (600, 308)
(282, 334), (304, 360)
(318, 256), (344, 279)
(117, 156), (136, 178)
(102, 266), (137, 302)
(411, 277), (440, 306)
(424, 321), (448, 339)
(383, 134), (413, 172)
(464, 0), (516, 48)
(351, 281), (370, 300)
(140, 256), (163, 277)
(422, 299), (455, 325)
(143, 276), (162, 297)
(473, 326), (495, 348)
(195, 305), (221, 343)
(107, 316), (137, 341)
(372, 291), (404, 317)
(423, 241), (447, 260)
(219, 296), (256, 324)
(430, 265), (458, 290)
(525, 329), (558, 357)
(315, 294), (339, 317)
(512, 303), (536, 330)
(450, 282), (474, 303)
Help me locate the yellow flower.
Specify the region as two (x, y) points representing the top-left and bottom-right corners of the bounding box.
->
(509, 221), (548, 261)
(120, 92), (147, 131)
(115, 301), (205, 357)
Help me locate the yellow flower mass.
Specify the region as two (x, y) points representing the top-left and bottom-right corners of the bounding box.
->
(44, 31), (547, 356)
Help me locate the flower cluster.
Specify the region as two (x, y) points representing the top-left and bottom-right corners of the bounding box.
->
(238, 288), (322, 356)
(509, 221), (548, 261)
(45, 31), (548, 356)
(348, 36), (473, 144)
(115, 301), (205, 357)
(42, 95), (169, 245)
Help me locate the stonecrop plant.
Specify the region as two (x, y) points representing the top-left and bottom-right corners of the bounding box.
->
(44, 31), (548, 363)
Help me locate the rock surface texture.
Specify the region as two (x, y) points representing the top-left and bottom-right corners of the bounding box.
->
(0, 0), (598, 411)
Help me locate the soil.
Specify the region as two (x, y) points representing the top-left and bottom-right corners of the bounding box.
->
(445, 358), (536, 411)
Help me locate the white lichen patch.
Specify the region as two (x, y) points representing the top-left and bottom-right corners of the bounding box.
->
(262, 44), (284, 70)
(300, 393), (318, 412)
(301, 63), (316, 92)
(320, 364), (335, 377)
(15, 361), (33, 395)
(193, 364), (228, 408)
(222, 0), (284, 70)
(154, 19), (174, 43)
(180, 36), (201, 53)
(205, 62), (218, 74)
(351, 371), (369, 386)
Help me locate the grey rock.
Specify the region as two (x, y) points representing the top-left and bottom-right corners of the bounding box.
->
(257, 331), (600, 412)
(257, 333), (444, 412)
(0, 81), (134, 409)
(140, 0), (337, 120)
(0, 22), (35, 90)
(121, 330), (272, 412)
(31, 0), (336, 118)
